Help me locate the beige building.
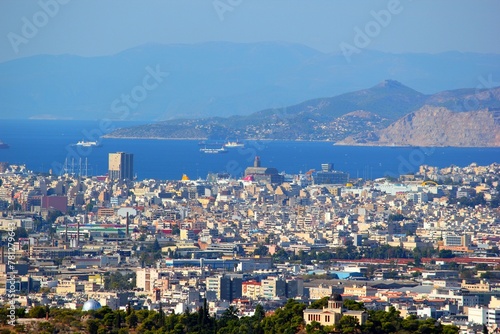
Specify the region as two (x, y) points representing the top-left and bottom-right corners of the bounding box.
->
(461, 279), (490, 292)
(489, 296), (500, 308)
(343, 285), (377, 297)
(136, 268), (160, 292)
(309, 285), (334, 300)
(108, 152), (134, 181)
(242, 280), (262, 299)
(56, 278), (85, 294)
(303, 294), (368, 327)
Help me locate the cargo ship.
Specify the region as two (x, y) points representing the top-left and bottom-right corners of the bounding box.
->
(0, 140), (9, 149)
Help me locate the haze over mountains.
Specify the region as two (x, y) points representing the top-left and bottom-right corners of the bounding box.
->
(1, 42), (500, 121)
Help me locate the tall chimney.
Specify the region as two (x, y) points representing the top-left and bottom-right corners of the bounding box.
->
(76, 218), (80, 247)
(126, 212), (130, 237)
(254, 156), (261, 167)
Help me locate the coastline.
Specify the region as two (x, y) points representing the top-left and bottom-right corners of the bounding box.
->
(102, 135), (500, 148)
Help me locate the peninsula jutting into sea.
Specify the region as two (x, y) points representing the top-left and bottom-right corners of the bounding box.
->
(104, 81), (500, 147)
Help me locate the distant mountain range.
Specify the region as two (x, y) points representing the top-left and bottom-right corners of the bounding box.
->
(105, 80), (500, 147)
(1, 42), (500, 121)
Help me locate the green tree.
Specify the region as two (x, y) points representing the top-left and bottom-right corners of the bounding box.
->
(28, 305), (46, 318)
(47, 210), (64, 224)
(253, 304), (265, 321)
(261, 299), (305, 334)
(476, 263), (490, 271)
(86, 203), (94, 212)
(149, 239), (161, 253)
(336, 315), (361, 334)
(113, 310), (124, 330)
(343, 299), (366, 311)
(126, 311), (138, 329)
(254, 244), (269, 256)
(15, 227), (28, 239)
(460, 269), (475, 279)
(439, 249), (455, 258)
(172, 226), (180, 235)
(219, 305), (239, 329)
(104, 271), (136, 291)
(86, 319), (99, 334)
(306, 321), (326, 334)
(309, 297), (329, 309)
(37, 322), (55, 333)
(442, 325), (460, 334)
(401, 314), (420, 332)
(272, 247), (290, 263)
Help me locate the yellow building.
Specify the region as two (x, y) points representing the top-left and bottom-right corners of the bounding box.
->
(303, 294), (368, 326)
(88, 274), (105, 285)
(56, 278), (85, 294)
(309, 285), (333, 300)
(461, 279), (490, 292)
(343, 285), (377, 297)
(242, 280), (262, 299)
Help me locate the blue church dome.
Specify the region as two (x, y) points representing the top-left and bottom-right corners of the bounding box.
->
(82, 299), (101, 311)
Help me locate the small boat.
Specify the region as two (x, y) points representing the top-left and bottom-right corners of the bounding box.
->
(0, 140), (9, 149)
(73, 140), (101, 147)
(223, 141), (244, 148)
(200, 147), (228, 154)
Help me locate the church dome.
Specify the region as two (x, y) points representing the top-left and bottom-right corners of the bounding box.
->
(331, 293), (343, 301)
(82, 299), (101, 311)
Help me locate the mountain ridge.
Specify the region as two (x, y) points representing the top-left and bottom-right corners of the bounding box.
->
(337, 106), (500, 147)
(2, 42), (500, 120)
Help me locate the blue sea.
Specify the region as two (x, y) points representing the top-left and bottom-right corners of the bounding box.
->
(0, 120), (499, 180)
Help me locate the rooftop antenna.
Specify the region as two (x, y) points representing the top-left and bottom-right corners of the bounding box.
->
(126, 212), (130, 237)
(76, 218), (80, 247)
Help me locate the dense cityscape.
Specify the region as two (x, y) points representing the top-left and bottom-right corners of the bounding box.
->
(1, 151), (499, 333)
(1, 1), (499, 333)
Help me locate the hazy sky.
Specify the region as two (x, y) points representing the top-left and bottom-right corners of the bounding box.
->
(1, 0), (499, 63)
